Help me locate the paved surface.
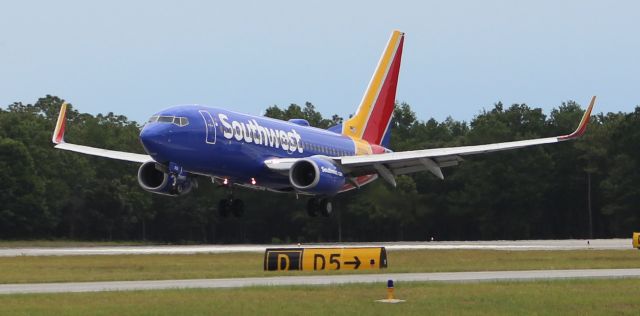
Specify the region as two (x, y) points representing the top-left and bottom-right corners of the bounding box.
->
(1, 268), (639, 294)
(0, 239), (631, 257)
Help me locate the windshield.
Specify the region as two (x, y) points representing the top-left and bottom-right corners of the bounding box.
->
(147, 115), (189, 127)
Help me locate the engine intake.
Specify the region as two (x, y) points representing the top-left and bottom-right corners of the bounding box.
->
(289, 156), (345, 195)
(137, 161), (194, 196)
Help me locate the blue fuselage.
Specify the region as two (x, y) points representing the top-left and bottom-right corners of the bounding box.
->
(139, 105), (359, 189)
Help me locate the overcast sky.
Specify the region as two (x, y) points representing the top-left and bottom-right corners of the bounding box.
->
(1, 0), (639, 123)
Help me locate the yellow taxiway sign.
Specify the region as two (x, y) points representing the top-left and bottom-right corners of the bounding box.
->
(264, 247), (387, 271)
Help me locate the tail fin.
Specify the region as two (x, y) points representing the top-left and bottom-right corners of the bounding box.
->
(52, 102), (68, 144)
(342, 30), (404, 145)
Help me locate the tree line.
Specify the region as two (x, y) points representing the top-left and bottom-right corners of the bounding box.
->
(1, 95), (639, 243)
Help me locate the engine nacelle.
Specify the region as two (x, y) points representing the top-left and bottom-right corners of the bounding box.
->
(289, 156), (345, 195)
(137, 161), (195, 196)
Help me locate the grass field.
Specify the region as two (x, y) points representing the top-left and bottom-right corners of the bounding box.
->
(0, 249), (639, 284)
(1, 278), (639, 315)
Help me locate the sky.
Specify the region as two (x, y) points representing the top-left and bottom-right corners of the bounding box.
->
(1, 0), (639, 124)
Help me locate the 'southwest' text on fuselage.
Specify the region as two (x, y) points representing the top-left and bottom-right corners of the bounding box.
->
(218, 114), (304, 153)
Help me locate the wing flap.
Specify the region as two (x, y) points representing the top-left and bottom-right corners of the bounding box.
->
(340, 136), (559, 168)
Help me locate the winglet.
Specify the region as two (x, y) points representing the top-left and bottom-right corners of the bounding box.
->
(52, 102), (68, 144)
(558, 96), (596, 141)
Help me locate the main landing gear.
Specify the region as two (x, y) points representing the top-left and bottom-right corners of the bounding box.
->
(307, 197), (333, 217)
(218, 197), (244, 218)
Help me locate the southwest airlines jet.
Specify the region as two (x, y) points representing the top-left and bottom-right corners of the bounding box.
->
(51, 30), (595, 217)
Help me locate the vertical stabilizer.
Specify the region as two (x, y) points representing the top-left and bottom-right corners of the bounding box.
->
(52, 102), (68, 144)
(343, 30), (404, 145)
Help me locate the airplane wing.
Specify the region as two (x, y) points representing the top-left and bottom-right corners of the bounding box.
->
(338, 96), (596, 185)
(265, 96), (596, 187)
(52, 102), (153, 163)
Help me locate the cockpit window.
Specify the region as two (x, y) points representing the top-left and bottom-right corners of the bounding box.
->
(173, 116), (189, 126)
(157, 116), (174, 123)
(147, 115), (189, 127)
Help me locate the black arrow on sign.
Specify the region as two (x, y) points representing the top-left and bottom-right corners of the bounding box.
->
(344, 256), (361, 269)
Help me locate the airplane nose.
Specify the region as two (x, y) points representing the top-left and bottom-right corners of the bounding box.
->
(139, 124), (168, 155)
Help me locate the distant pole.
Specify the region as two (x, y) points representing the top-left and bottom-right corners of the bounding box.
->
(338, 206), (343, 242)
(587, 171), (593, 239)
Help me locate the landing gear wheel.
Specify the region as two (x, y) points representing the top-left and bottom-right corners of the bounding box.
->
(307, 198), (319, 217)
(218, 199), (231, 218)
(319, 198), (332, 217)
(231, 199), (244, 217)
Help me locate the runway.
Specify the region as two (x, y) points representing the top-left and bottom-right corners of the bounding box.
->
(0, 239), (631, 257)
(1, 268), (639, 294)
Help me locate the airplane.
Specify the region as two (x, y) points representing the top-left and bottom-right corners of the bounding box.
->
(51, 30), (596, 218)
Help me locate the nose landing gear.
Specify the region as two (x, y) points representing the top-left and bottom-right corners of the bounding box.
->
(307, 197), (332, 217)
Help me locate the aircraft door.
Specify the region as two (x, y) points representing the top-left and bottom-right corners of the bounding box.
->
(199, 110), (217, 144)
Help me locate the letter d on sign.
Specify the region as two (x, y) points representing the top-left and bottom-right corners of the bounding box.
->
(264, 249), (303, 271)
(277, 254), (290, 271)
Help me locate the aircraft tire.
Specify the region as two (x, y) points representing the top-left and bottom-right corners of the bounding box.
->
(320, 198), (332, 217)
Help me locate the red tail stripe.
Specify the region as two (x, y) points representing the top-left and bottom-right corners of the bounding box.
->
(54, 120), (66, 143)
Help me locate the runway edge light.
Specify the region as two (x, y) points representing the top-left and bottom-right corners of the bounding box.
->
(376, 279), (405, 304)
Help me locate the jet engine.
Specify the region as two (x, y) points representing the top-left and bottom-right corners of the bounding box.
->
(289, 156), (345, 195)
(137, 161), (195, 196)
